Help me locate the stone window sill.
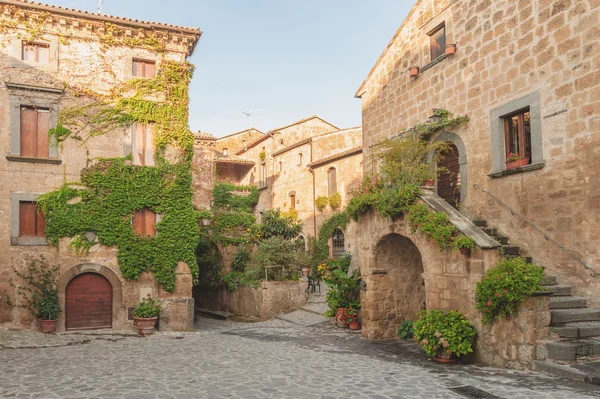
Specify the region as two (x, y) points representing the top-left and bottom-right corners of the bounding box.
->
(258, 184), (269, 191)
(11, 236), (48, 246)
(420, 54), (447, 73)
(6, 155), (62, 165)
(488, 162), (545, 178)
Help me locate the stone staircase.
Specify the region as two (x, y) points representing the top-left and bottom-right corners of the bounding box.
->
(474, 220), (600, 385)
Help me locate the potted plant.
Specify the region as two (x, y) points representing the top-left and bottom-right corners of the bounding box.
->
(445, 44), (457, 56)
(454, 236), (475, 256)
(345, 307), (360, 330)
(397, 320), (414, 339)
(423, 179), (435, 187)
(413, 309), (476, 363)
(132, 294), (162, 336)
(324, 309), (337, 324)
(409, 66), (420, 78)
(505, 153), (529, 169)
(11, 258), (61, 334)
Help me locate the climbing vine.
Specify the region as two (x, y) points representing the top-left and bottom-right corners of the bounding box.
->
(312, 212), (351, 265)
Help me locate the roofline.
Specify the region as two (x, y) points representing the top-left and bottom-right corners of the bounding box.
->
(354, 0), (424, 98)
(216, 128), (265, 141)
(272, 138), (312, 157)
(1, 0), (202, 38)
(308, 147), (363, 168)
(272, 115), (338, 132)
(235, 131), (275, 155)
(214, 158), (255, 166)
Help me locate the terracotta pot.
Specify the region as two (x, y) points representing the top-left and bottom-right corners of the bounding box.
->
(459, 247), (470, 256)
(348, 321), (361, 330)
(505, 157), (529, 169)
(423, 179), (435, 187)
(433, 349), (458, 363)
(409, 66), (419, 78)
(445, 44), (457, 56)
(336, 308), (348, 327)
(39, 319), (57, 334)
(133, 316), (158, 336)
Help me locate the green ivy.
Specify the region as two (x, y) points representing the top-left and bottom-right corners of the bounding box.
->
(475, 257), (544, 324)
(212, 182), (259, 213)
(312, 212), (350, 266)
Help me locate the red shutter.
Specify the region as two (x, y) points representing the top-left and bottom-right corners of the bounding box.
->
(19, 202), (36, 237)
(144, 209), (156, 237)
(133, 210), (145, 235)
(35, 206), (46, 237)
(20, 108), (37, 157)
(37, 110), (50, 158)
(145, 62), (155, 78)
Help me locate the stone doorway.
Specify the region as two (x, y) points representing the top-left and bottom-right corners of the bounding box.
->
(65, 273), (112, 330)
(437, 142), (461, 208)
(365, 233), (426, 339)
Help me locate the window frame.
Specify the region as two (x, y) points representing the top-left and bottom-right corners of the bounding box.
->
(289, 193), (296, 210)
(131, 122), (155, 166)
(22, 41), (50, 64)
(503, 108), (532, 168)
(19, 106), (51, 159)
(427, 22), (446, 61)
(10, 193), (48, 246)
(327, 167), (337, 196)
(132, 58), (156, 79)
(132, 208), (157, 237)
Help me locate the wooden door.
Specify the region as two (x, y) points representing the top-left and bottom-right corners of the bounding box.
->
(437, 143), (461, 209)
(66, 273), (112, 330)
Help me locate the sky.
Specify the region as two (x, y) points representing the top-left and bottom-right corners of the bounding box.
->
(41, 1), (412, 137)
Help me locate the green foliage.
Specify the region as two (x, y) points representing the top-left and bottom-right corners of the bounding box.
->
(322, 269), (361, 316)
(413, 310), (476, 358)
(315, 196), (329, 212)
(454, 236), (475, 251)
(259, 151), (266, 161)
(398, 320), (414, 339)
(413, 109), (470, 140)
(132, 294), (162, 318)
(312, 212), (350, 266)
(328, 193), (342, 210)
(211, 210), (257, 246)
(212, 182), (259, 213)
(325, 253), (352, 274)
(232, 246), (250, 273)
(407, 203), (457, 251)
(195, 235), (222, 289)
(259, 209), (303, 240)
(222, 271), (259, 292)
(475, 257), (545, 324)
(37, 159), (200, 292)
(10, 257), (61, 320)
(245, 237), (303, 281)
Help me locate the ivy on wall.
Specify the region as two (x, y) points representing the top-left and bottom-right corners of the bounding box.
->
(312, 212), (350, 265)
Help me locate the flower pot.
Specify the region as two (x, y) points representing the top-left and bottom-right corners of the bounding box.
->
(445, 44), (457, 56)
(423, 179), (435, 187)
(408, 66), (419, 78)
(133, 316), (158, 336)
(38, 319), (57, 334)
(459, 247), (470, 256)
(505, 157), (529, 169)
(336, 308), (348, 327)
(348, 321), (361, 330)
(433, 356), (458, 363)
(302, 267), (309, 277)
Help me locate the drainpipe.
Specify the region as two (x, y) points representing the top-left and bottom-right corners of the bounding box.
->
(309, 140), (317, 239)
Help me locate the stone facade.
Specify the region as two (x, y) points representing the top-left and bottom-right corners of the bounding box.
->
(0, 2), (201, 331)
(356, 0), (600, 307)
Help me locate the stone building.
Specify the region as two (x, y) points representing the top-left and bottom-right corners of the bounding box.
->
(355, 0), (600, 371)
(0, 1), (202, 332)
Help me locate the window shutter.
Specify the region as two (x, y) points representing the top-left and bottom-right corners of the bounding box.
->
(35, 207), (46, 237)
(328, 168), (337, 196)
(144, 124), (154, 167)
(19, 202), (36, 237)
(20, 108), (37, 157)
(133, 210), (145, 235)
(133, 123), (144, 165)
(37, 110), (50, 158)
(144, 209), (156, 237)
(145, 62), (155, 78)
(132, 60), (139, 77)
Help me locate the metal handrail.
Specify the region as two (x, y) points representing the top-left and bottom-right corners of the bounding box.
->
(473, 184), (598, 278)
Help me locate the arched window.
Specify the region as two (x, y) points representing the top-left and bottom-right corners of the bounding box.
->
(328, 167), (337, 196)
(289, 193), (296, 210)
(298, 153), (303, 166)
(332, 229), (345, 258)
(279, 161), (283, 173)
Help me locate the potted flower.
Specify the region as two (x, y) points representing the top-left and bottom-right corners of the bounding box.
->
(11, 258), (61, 334)
(454, 236), (475, 256)
(413, 309), (476, 363)
(445, 44), (457, 56)
(132, 294), (162, 336)
(409, 66), (420, 78)
(422, 179), (435, 187)
(505, 153), (529, 169)
(345, 307), (360, 330)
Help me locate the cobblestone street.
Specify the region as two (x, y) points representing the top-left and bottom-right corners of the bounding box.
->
(0, 318), (598, 398)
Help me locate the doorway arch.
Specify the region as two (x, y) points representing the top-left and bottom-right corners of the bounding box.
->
(430, 130), (467, 204)
(332, 229), (345, 258)
(66, 273), (112, 330)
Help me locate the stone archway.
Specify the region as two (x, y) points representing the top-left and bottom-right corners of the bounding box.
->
(429, 130), (467, 203)
(57, 264), (123, 332)
(363, 233), (426, 339)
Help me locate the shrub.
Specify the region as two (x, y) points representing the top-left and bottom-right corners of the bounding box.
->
(315, 196), (329, 212)
(232, 246), (250, 273)
(413, 310), (476, 358)
(132, 294), (162, 318)
(323, 269), (361, 316)
(222, 271), (258, 292)
(407, 203), (457, 251)
(328, 192), (342, 210)
(245, 237), (302, 281)
(259, 209), (303, 240)
(475, 257), (544, 324)
(398, 320), (414, 339)
(11, 257), (61, 320)
(454, 236), (475, 251)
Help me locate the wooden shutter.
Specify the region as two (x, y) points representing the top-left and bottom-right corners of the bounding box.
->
(19, 202), (36, 237)
(145, 62), (155, 78)
(328, 168), (337, 196)
(35, 206), (46, 237)
(133, 123), (144, 165)
(144, 124), (154, 166)
(20, 107), (37, 157)
(290, 194), (296, 210)
(133, 210), (145, 235)
(144, 209), (156, 237)
(37, 110), (50, 158)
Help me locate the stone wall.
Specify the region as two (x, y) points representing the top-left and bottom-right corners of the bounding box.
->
(358, 0), (600, 306)
(216, 128), (264, 154)
(195, 281), (308, 321)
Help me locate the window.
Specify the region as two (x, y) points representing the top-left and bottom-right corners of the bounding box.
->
(332, 229), (345, 258)
(327, 167), (337, 196)
(132, 123), (155, 166)
(223, 148), (228, 157)
(20, 106), (50, 158)
(260, 163), (267, 188)
(504, 109), (531, 167)
(133, 208), (156, 237)
(428, 23), (446, 60)
(290, 194), (296, 210)
(258, 211), (263, 224)
(278, 161), (282, 174)
(242, 140), (247, 150)
(19, 201), (45, 238)
(298, 153), (303, 166)
(22, 42), (49, 64)
(132, 59), (156, 78)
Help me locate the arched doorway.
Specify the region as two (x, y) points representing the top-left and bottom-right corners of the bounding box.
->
(437, 142), (461, 208)
(66, 273), (112, 330)
(365, 233), (425, 339)
(332, 229), (345, 258)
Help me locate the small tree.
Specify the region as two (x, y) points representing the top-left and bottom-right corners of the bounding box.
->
(259, 209), (303, 240)
(11, 257), (61, 321)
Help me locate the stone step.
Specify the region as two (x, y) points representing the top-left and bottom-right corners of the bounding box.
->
(542, 275), (558, 286)
(544, 284), (573, 296)
(542, 339), (600, 362)
(502, 246), (521, 255)
(195, 308), (233, 321)
(505, 255), (533, 263)
(473, 219), (488, 227)
(483, 228), (498, 236)
(551, 322), (600, 339)
(550, 296), (587, 309)
(493, 236), (509, 245)
(552, 308), (600, 324)
(533, 360), (600, 386)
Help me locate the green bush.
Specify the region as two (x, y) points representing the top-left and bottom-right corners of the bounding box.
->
(132, 294), (162, 318)
(11, 257), (61, 320)
(454, 236), (475, 251)
(259, 209), (303, 240)
(413, 310), (476, 358)
(328, 192), (342, 210)
(315, 196), (329, 212)
(232, 246), (250, 273)
(475, 257), (544, 324)
(245, 237), (302, 281)
(407, 203), (457, 251)
(323, 269), (361, 316)
(398, 320), (414, 339)
(222, 271), (259, 292)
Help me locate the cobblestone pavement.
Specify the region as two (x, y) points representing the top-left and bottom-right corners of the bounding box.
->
(0, 319), (599, 399)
